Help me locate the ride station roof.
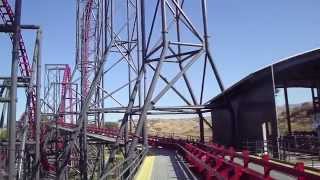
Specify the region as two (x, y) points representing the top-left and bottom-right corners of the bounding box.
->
(207, 48), (320, 105)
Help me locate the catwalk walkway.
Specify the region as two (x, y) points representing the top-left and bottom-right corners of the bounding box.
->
(135, 148), (197, 180)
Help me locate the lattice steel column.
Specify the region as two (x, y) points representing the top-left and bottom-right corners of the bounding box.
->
(8, 0), (21, 179)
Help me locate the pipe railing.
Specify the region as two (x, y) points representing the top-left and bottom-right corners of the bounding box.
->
(149, 136), (320, 180)
(99, 147), (148, 180)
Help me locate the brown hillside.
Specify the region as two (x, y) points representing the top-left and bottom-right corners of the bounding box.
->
(277, 102), (314, 135)
(129, 102), (315, 139)
(147, 117), (212, 139)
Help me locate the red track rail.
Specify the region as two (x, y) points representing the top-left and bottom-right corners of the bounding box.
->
(0, 0), (36, 123)
(81, 0), (94, 96)
(57, 65), (73, 123)
(1, 1), (76, 173)
(57, 122), (120, 137)
(39, 121), (120, 172)
(41, 65), (74, 172)
(2, 3), (319, 179)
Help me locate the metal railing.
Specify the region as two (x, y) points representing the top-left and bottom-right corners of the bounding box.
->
(149, 136), (320, 179)
(99, 147), (148, 180)
(242, 137), (320, 169)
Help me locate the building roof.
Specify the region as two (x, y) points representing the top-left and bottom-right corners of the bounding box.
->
(207, 48), (320, 105)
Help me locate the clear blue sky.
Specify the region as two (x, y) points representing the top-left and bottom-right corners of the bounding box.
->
(1, 0), (320, 118)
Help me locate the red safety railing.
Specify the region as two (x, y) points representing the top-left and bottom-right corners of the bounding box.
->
(148, 136), (320, 180)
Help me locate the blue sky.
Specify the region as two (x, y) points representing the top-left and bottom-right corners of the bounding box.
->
(1, 0), (320, 118)
(208, 0), (320, 84)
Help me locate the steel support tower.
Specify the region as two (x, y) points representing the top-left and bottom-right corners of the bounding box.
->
(51, 0), (224, 179)
(1, 0), (224, 179)
(2, 1), (320, 180)
(0, 0), (42, 179)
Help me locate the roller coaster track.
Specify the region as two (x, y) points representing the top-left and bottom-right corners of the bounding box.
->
(57, 65), (72, 123)
(53, 122), (320, 180)
(1, 1), (320, 179)
(0, 0), (36, 123)
(0, 1), (74, 174)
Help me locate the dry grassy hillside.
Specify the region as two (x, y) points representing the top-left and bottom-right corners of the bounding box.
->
(147, 117), (212, 138)
(277, 102), (314, 135)
(146, 102), (316, 138)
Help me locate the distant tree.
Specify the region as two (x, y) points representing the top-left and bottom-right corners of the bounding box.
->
(0, 129), (7, 141)
(104, 122), (118, 128)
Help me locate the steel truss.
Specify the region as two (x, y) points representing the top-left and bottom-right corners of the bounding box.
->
(43, 0), (225, 179)
(2, 1), (320, 180)
(1, 0), (224, 179)
(0, 0), (42, 179)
